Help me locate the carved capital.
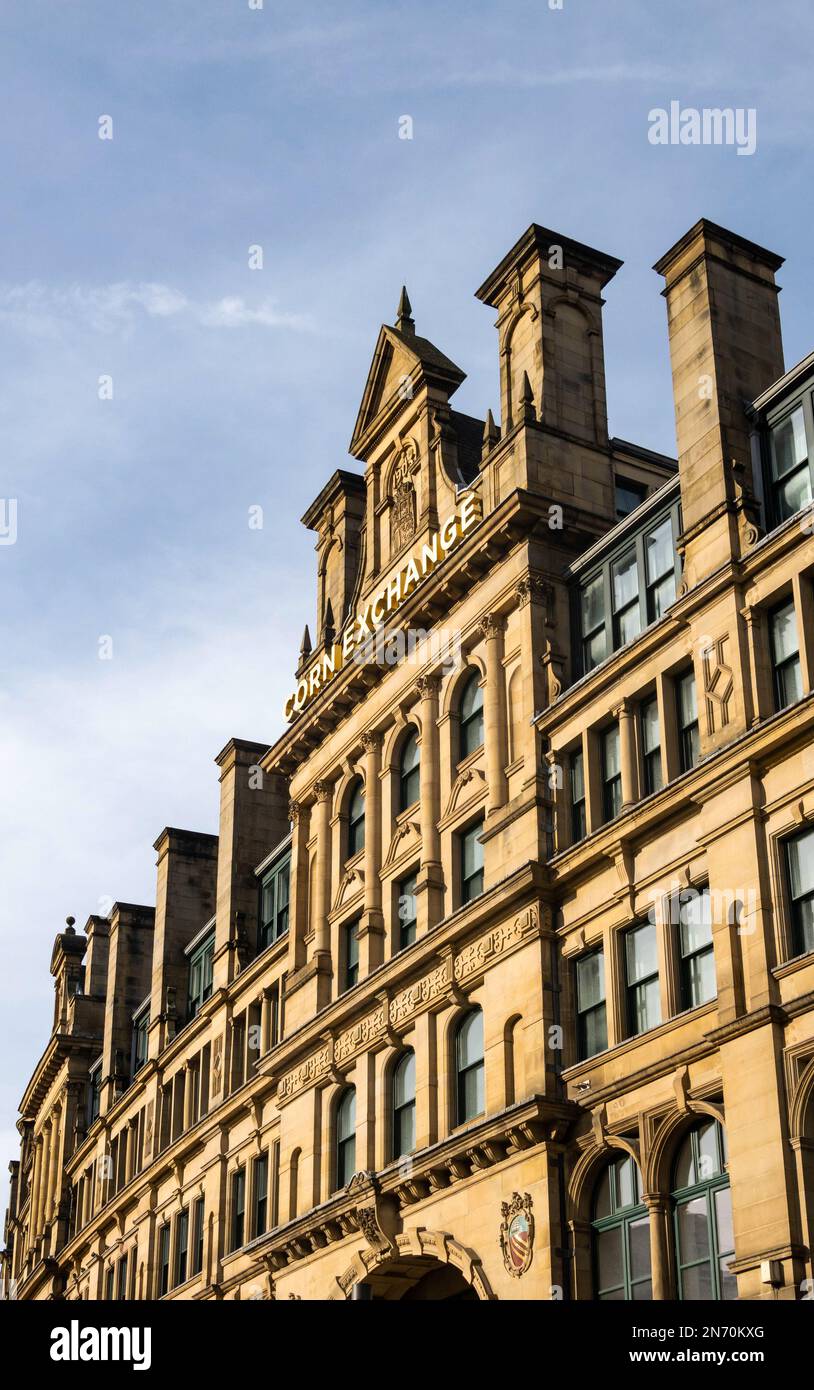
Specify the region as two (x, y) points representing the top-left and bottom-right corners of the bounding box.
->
(289, 799), (304, 825)
(360, 730), (383, 756)
(415, 674), (441, 701)
(479, 612), (507, 641)
(314, 780), (333, 804)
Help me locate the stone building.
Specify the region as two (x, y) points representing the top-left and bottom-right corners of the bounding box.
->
(4, 217), (814, 1302)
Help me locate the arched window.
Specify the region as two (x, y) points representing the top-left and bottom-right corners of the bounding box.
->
(347, 779), (365, 859)
(454, 1008), (484, 1126)
(399, 730), (420, 811)
(672, 1120), (735, 1300)
(459, 671), (484, 761)
(392, 1051), (416, 1159)
(592, 1154), (651, 1300)
(335, 1088), (356, 1190)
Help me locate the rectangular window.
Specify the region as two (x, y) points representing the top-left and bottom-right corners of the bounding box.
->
(786, 827), (814, 957)
(188, 929), (214, 1021)
(132, 1005), (149, 1077)
(625, 922), (661, 1036)
(612, 548), (641, 646)
(601, 724), (622, 822)
(158, 1223), (171, 1297)
(116, 1252), (128, 1301)
(640, 696), (663, 795)
(575, 950), (607, 1060)
(88, 1060), (102, 1125)
(677, 889), (716, 1009)
(769, 405), (812, 522)
(343, 920), (359, 992)
(190, 1196), (205, 1277)
(676, 670), (700, 772)
(253, 1152), (268, 1238)
(397, 872), (417, 950)
(615, 477), (647, 520)
(770, 599), (802, 711)
(175, 1206), (189, 1287)
(231, 1168), (246, 1252)
(571, 747), (587, 842)
(581, 573), (607, 672)
(460, 819), (485, 904)
(105, 1264), (115, 1300)
(645, 516), (677, 621)
(259, 852), (291, 951)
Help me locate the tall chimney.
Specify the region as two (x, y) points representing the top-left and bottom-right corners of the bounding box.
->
(654, 220), (785, 583)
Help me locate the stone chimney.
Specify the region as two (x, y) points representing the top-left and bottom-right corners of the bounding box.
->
(213, 739), (290, 989)
(148, 828), (218, 1058)
(475, 223), (622, 447)
(654, 219), (785, 583)
(301, 470), (366, 653)
(99, 903), (155, 1113)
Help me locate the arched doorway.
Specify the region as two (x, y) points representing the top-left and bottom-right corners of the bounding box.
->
(330, 1228), (495, 1300)
(356, 1255), (478, 1301)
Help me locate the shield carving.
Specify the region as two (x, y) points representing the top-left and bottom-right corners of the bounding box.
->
(500, 1191), (534, 1278)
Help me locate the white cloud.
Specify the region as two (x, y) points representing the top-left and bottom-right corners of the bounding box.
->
(0, 281), (315, 337)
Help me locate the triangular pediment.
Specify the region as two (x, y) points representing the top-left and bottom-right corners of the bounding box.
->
(349, 323), (465, 461)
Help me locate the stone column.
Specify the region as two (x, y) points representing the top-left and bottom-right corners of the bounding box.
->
(46, 1106), (62, 1224)
(480, 614), (509, 811)
(29, 1136), (44, 1240)
(644, 1195), (673, 1299)
(615, 698), (639, 807)
(287, 800), (310, 975)
(359, 731), (384, 975)
(416, 675), (444, 930)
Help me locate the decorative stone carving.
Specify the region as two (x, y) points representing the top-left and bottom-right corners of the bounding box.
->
(701, 635), (734, 734)
(500, 1192), (534, 1278)
(390, 443), (418, 553)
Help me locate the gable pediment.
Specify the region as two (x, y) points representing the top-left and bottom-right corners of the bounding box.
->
(350, 322), (465, 462)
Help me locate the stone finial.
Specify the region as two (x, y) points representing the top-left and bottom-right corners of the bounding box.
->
(65, 916), (76, 934)
(299, 624), (312, 663)
(323, 599), (335, 647)
(482, 408), (500, 457)
(396, 285), (414, 336)
(520, 371), (536, 422)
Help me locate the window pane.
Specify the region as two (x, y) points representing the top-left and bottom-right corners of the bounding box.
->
(630, 977), (661, 1033)
(678, 672), (697, 728)
(626, 923), (658, 985)
(673, 1133), (696, 1190)
(571, 749), (585, 804)
(697, 1120), (722, 1180)
(585, 629), (607, 669)
(581, 574), (605, 634)
(714, 1186), (734, 1256)
(602, 725), (620, 780)
(460, 673), (483, 722)
(582, 1004), (607, 1058)
(770, 406), (807, 480)
(457, 1010), (483, 1070)
(629, 1216), (652, 1283)
(771, 601), (799, 664)
(576, 951), (605, 1011)
(463, 823), (484, 880)
(678, 1196), (710, 1265)
(615, 479), (646, 518)
(779, 466), (813, 519)
(612, 550), (638, 611)
(650, 571), (676, 620)
(685, 949), (716, 1007)
(681, 1260), (713, 1301)
(787, 829), (814, 899)
(646, 517), (673, 582)
(393, 1053), (415, 1108)
(594, 1167), (612, 1219)
(461, 1063), (484, 1120)
(641, 699), (660, 755)
(679, 890), (712, 954)
(617, 1156), (635, 1210)
(597, 1226), (623, 1293)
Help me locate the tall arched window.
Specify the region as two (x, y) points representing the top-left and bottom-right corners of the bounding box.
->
(455, 1008), (484, 1126)
(672, 1120), (735, 1300)
(335, 1088), (356, 1190)
(347, 779), (365, 859)
(399, 730), (420, 811)
(459, 671), (484, 761)
(592, 1154), (651, 1300)
(392, 1051), (416, 1159)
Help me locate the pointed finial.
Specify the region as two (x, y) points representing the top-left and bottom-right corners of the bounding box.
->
(323, 599), (335, 647)
(299, 624), (312, 661)
(520, 371), (536, 422)
(482, 409), (500, 456)
(395, 285), (414, 335)
(65, 916), (76, 935)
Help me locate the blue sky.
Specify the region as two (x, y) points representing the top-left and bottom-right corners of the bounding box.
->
(1, 0), (812, 1195)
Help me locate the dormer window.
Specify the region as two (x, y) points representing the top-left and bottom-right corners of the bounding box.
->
(187, 928), (215, 1020)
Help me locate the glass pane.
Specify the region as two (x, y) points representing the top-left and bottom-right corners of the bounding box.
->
(576, 951), (605, 1011)
(719, 1256), (738, 1300)
(686, 948), (716, 1006)
(617, 604), (642, 644)
(337, 1089), (355, 1142)
(678, 672), (697, 728)
(616, 479), (646, 518)
(457, 1010), (484, 1070)
(714, 1186), (734, 1257)
(571, 750), (585, 804)
(462, 823), (484, 879)
(680, 890), (712, 954)
(395, 1101), (416, 1156)
(641, 699), (660, 755)
(617, 1157), (635, 1211)
(674, 1133), (696, 1189)
(681, 1260), (713, 1300)
(787, 828), (814, 900)
(612, 550), (638, 612)
(678, 1197), (710, 1264)
(630, 977), (661, 1034)
(629, 1216), (652, 1281)
(582, 1004), (607, 1057)
(602, 724), (620, 780)
(697, 1121), (722, 1180)
(770, 406), (807, 480)
(460, 673), (483, 721)
(797, 897), (814, 953)
(461, 1061), (484, 1119)
(393, 1053), (415, 1108)
(596, 1226), (623, 1293)
(646, 517), (674, 582)
(632, 1279), (653, 1301)
(650, 571), (677, 619)
(626, 923), (658, 986)
(399, 874), (417, 929)
(771, 601), (799, 664)
(779, 466), (813, 520)
(778, 656), (803, 708)
(586, 629), (607, 669)
(581, 574), (605, 634)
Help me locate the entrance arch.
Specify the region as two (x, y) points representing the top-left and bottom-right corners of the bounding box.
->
(329, 1228), (496, 1301)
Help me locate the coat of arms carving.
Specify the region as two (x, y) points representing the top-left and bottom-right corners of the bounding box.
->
(500, 1191), (534, 1278)
(390, 442), (418, 553)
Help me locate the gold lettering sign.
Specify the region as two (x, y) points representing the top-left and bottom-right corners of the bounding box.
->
(284, 493), (482, 720)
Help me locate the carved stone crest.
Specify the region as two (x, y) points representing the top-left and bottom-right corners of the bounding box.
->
(390, 443), (418, 553)
(499, 1191), (534, 1278)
